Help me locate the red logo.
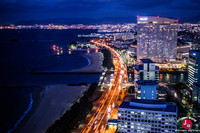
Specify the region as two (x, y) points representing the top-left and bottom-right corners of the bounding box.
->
(182, 119), (192, 129)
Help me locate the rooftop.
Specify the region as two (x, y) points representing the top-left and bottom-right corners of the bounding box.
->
(108, 119), (118, 123)
(134, 65), (159, 71)
(119, 99), (177, 113)
(137, 16), (178, 24)
(130, 99), (167, 104)
(136, 80), (158, 85)
(140, 59), (154, 63)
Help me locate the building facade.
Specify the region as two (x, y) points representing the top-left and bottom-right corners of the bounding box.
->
(137, 16), (178, 63)
(134, 59), (159, 81)
(188, 50), (200, 90)
(135, 80), (159, 100)
(192, 83), (200, 109)
(118, 99), (177, 133)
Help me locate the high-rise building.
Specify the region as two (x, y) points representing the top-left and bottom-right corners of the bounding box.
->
(117, 99), (177, 133)
(134, 59), (159, 82)
(137, 16), (178, 63)
(135, 80), (159, 100)
(192, 83), (200, 109)
(188, 50), (200, 90)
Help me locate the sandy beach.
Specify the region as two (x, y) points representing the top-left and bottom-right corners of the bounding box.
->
(17, 85), (89, 133)
(70, 52), (103, 72)
(17, 52), (103, 133)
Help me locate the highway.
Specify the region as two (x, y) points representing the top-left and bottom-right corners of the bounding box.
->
(82, 39), (128, 133)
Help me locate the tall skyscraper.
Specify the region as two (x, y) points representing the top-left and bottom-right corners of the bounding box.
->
(137, 16), (178, 63)
(188, 50), (200, 90)
(192, 83), (200, 109)
(117, 99), (177, 133)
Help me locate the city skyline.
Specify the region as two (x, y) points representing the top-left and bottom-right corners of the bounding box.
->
(1, 0), (200, 132)
(1, 0), (200, 24)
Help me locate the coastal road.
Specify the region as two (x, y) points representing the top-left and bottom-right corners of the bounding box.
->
(82, 39), (128, 133)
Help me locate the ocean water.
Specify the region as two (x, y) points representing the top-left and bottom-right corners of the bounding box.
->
(0, 29), (100, 133)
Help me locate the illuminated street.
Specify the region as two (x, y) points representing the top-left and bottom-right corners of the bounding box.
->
(81, 39), (128, 133)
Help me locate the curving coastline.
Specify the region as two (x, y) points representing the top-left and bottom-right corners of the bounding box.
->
(17, 85), (89, 133)
(7, 93), (34, 133)
(16, 52), (103, 133)
(70, 52), (103, 72)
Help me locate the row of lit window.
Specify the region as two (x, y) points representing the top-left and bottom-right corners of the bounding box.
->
(118, 125), (177, 130)
(118, 127), (176, 133)
(118, 119), (176, 125)
(118, 110), (176, 117)
(118, 122), (176, 127)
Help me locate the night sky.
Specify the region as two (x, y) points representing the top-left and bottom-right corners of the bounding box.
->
(1, 0), (200, 24)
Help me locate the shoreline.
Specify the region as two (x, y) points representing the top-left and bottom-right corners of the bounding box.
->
(30, 52), (103, 73)
(13, 52), (103, 133)
(13, 87), (44, 133)
(81, 55), (91, 66)
(46, 83), (99, 133)
(16, 85), (90, 133)
(7, 93), (33, 133)
(70, 52), (103, 72)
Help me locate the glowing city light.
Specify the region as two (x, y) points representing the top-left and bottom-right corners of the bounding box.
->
(140, 17), (148, 21)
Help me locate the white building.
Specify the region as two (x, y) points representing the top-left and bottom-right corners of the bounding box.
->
(135, 80), (159, 100)
(134, 59), (159, 82)
(114, 33), (135, 41)
(137, 16), (178, 63)
(117, 99), (177, 133)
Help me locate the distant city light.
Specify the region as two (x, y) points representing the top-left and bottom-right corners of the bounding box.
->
(193, 53), (196, 56)
(139, 17), (148, 21)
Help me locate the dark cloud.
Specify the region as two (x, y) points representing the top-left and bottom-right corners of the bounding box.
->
(0, 0), (200, 24)
(117, 0), (175, 10)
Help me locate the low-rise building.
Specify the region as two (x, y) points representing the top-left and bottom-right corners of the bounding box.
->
(134, 59), (159, 82)
(117, 99), (177, 133)
(135, 80), (159, 100)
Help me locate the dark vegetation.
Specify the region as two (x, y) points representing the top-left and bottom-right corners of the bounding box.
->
(165, 95), (187, 118)
(46, 82), (98, 133)
(70, 41), (77, 46)
(174, 82), (187, 95)
(101, 49), (114, 70)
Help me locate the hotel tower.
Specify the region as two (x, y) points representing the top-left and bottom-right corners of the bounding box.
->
(137, 16), (178, 63)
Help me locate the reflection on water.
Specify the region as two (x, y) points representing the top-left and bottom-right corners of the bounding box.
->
(159, 73), (188, 83)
